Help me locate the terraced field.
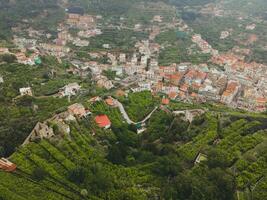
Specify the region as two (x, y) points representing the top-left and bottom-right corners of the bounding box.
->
(0, 101), (267, 199)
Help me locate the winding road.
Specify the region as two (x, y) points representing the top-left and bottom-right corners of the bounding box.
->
(112, 97), (158, 125)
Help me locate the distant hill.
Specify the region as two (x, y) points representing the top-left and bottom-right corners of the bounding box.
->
(0, 0), (64, 40)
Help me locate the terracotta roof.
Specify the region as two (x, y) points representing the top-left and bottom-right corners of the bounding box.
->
(0, 158), (16, 172)
(191, 92), (198, 98)
(222, 81), (239, 97)
(162, 98), (170, 105)
(105, 98), (114, 106)
(170, 73), (183, 82)
(89, 96), (101, 102)
(168, 92), (178, 100)
(180, 84), (189, 92)
(184, 69), (197, 79)
(256, 97), (267, 104)
(116, 90), (126, 97)
(179, 91), (186, 98)
(95, 115), (111, 128)
(196, 71), (207, 80)
(68, 103), (86, 117)
(192, 83), (202, 90)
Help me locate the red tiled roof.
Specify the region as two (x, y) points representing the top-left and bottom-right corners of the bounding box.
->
(89, 96), (101, 102)
(105, 98), (114, 106)
(170, 73), (183, 82)
(192, 83), (201, 90)
(222, 81), (239, 97)
(116, 90), (126, 97)
(180, 84), (189, 92)
(179, 91), (186, 98)
(196, 71), (207, 80)
(168, 92), (178, 100)
(162, 98), (170, 105)
(191, 92), (198, 98)
(184, 69), (197, 79)
(0, 158), (17, 172)
(95, 115), (111, 128)
(256, 97), (267, 104)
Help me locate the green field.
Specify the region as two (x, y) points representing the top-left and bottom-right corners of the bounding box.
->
(0, 103), (266, 199)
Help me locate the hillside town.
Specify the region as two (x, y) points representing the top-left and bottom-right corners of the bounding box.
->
(0, 7), (266, 113)
(1, 1), (267, 200)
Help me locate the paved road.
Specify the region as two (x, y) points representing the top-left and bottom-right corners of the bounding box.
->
(112, 97), (158, 125)
(114, 98), (135, 124)
(140, 106), (158, 124)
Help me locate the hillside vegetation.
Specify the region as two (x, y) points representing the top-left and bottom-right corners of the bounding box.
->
(1, 96), (267, 199)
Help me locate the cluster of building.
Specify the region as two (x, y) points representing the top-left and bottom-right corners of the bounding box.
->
(86, 51), (266, 112)
(63, 32), (266, 112)
(9, 10), (102, 61)
(192, 34), (218, 55)
(2, 7), (266, 115)
(22, 100), (112, 147)
(0, 42), (41, 66)
(66, 13), (96, 29)
(211, 53), (267, 112)
(50, 12), (102, 49)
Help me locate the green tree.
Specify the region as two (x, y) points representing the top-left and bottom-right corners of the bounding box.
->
(0, 54), (17, 63)
(68, 167), (87, 185)
(32, 167), (48, 181)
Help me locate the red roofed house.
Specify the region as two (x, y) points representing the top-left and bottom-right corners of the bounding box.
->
(155, 81), (163, 92)
(95, 115), (111, 129)
(105, 97), (115, 106)
(162, 98), (170, 105)
(180, 84), (189, 92)
(159, 66), (176, 75)
(89, 96), (101, 103)
(184, 69), (197, 80)
(170, 73), (184, 86)
(255, 97), (267, 112)
(68, 103), (91, 118)
(168, 92), (178, 100)
(0, 158), (16, 172)
(179, 91), (186, 100)
(221, 81), (240, 105)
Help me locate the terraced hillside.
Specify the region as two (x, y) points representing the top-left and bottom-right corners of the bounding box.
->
(0, 123), (156, 200)
(0, 99), (267, 199)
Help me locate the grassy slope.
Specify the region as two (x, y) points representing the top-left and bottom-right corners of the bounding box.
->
(0, 99), (266, 199)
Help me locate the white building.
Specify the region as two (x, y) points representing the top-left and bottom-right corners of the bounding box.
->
(59, 83), (81, 97)
(19, 87), (33, 96)
(119, 53), (126, 63)
(111, 66), (123, 76)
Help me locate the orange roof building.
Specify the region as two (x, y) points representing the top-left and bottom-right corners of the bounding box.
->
(180, 84), (189, 92)
(170, 73), (183, 86)
(221, 81), (240, 105)
(190, 92), (198, 98)
(105, 97), (115, 106)
(162, 98), (170, 105)
(256, 97), (267, 105)
(168, 92), (178, 100)
(68, 103), (90, 118)
(95, 115), (111, 129)
(179, 91), (186, 99)
(116, 89), (126, 97)
(89, 96), (101, 103)
(0, 158), (16, 172)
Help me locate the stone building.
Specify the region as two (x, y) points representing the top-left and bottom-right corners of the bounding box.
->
(22, 122), (54, 146)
